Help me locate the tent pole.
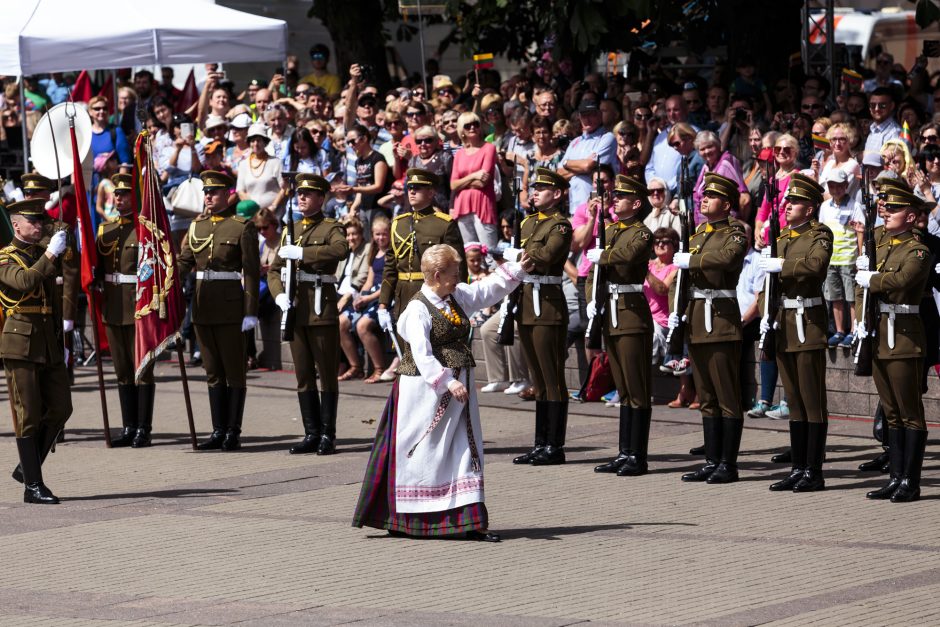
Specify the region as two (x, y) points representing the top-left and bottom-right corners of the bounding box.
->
(20, 78), (30, 173)
(416, 0), (428, 92)
(111, 69), (118, 123)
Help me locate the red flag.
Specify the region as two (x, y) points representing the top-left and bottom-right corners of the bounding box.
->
(71, 70), (94, 103)
(68, 117), (108, 352)
(96, 73), (114, 116)
(133, 132), (185, 381)
(175, 69), (198, 114)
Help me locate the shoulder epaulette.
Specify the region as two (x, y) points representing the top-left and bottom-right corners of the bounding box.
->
(521, 214), (537, 227)
(433, 211), (452, 222)
(392, 213), (409, 222)
(194, 214), (210, 222)
(232, 215), (248, 224)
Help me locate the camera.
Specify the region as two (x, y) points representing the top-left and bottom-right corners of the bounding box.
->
(359, 64), (374, 82)
(733, 108), (748, 122)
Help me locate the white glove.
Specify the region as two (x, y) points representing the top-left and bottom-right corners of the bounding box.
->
(759, 316), (779, 334)
(758, 256), (784, 273)
(377, 308), (393, 331)
(856, 255), (870, 271)
(855, 321), (868, 339)
(502, 247), (521, 263)
(586, 300), (597, 318)
(673, 252), (691, 269)
(275, 293), (290, 312)
(63, 319), (74, 333)
(241, 315), (259, 332)
(856, 270), (878, 288)
(760, 246), (772, 258)
(935, 262), (940, 275)
(46, 230), (67, 257)
(668, 312), (686, 330)
(278, 245), (303, 261)
(586, 248), (603, 264)
(63, 347), (70, 365)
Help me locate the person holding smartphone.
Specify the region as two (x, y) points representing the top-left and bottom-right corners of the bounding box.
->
(159, 113), (204, 194)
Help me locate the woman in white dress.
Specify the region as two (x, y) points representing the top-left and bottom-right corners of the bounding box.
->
(353, 244), (532, 542)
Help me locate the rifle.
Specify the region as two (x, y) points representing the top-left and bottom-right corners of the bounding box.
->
(758, 158), (780, 360)
(281, 172), (298, 342)
(854, 166), (876, 376)
(585, 156), (607, 349)
(496, 175), (523, 345)
(666, 155), (692, 354)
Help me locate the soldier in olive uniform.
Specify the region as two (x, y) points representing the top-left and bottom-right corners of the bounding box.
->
(758, 173), (833, 492)
(855, 182), (931, 502)
(587, 175), (655, 476)
(670, 172), (748, 484)
(377, 168), (465, 342)
(505, 167), (573, 466)
(96, 174), (156, 448)
(269, 174), (349, 454)
(0, 200), (71, 503)
(178, 171), (261, 451)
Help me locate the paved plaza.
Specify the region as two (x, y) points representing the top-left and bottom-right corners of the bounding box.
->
(0, 360), (938, 626)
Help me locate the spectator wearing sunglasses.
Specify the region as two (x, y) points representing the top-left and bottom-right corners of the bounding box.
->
(818, 122), (859, 201)
(754, 133), (799, 249)
(451, 112), (499, 250)
(406, 126), (453, 210)
(88, 96), (132, 166)
(862, 87), (900, 168)
(299, 44), (340, 99)
(863, 53), (904, 94)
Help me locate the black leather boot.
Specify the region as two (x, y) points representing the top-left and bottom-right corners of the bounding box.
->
(12, 423), (62, 484)
(689, 443), (706, 455)
(531, 400), (567, 465)
(197, 386), (227, 450)
(867, 427), (904, 500)
(594, 405), (632, 473)
(707, 417), (742, 483)
(860, 402), (888, 471)
(111, 384), (138, 447)
(317, 391), (339, 455)
(289, 391), (321, 454)
(794, 421), (827, 492)
(771, 449), (792, 464)
(891, 429), (927, 503)
(221, 387), (247, 451)
(683, 415), (721, 482)
(770, 421), (806, 491)
(618, 407), (651, 476)
(513, 400), (547, 464)
(17, 437), (58, 504)
(132, 384), (156, 448)
(859, 449), (890, 472)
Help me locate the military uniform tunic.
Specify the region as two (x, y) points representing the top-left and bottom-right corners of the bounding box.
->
(0, 238), (72, 437)
(856, 228), (931, 430)
(268, 213), (349, 393)
(379, 206), (465, 318)
(517, 208), (572, 402)
(178, 208), (260, 388)
(770, 220), (833, 423)
(591, 216), (654, 408)
(684, 218), (747, 418)
(97, 218), (154, 385)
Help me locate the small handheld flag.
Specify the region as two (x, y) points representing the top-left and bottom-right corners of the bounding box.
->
(473, 53), (494, 71)
(842, 68), (863, 90)
(900, 120), (912, 148)
(812, 133), (830, 151)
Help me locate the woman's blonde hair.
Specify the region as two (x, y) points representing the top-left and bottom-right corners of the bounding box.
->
(775, 133), (799, 150)
(880, 139), (913, 175)
(421, 244), (461, 280)
(825, 122), (857, 147)
(457, 111), (481, 143)
(668, 122), (697, 143)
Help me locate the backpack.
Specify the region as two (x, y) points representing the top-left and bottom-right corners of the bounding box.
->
(578, 352), (614, 402)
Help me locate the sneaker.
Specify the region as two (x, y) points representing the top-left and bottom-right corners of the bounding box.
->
(601, 390), (617, 402)
(672, 358), (690, 376)
(505, 380), (530, 394)
(481, 381), (510, 393)
(660, 359), (679, 373)
(766, 402), (790, 420)
(839, 333), (854, 348)
(605, 391), (621, 407)
(747, 400), (770, 418)
(827, 332), (845, 347)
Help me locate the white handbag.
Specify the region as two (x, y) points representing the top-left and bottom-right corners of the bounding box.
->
(169, 177), (205, 218)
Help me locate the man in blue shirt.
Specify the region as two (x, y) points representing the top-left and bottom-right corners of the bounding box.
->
(560, 93), (617, 214)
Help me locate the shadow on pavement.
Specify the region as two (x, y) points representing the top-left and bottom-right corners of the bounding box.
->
(64, 487), (239, 501)
(501, 522), (697, 540)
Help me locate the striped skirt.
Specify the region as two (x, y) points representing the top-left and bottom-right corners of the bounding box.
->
(352, 380), (488, 536)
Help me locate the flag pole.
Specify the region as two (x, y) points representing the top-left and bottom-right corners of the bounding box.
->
(176, 346), (197, 450)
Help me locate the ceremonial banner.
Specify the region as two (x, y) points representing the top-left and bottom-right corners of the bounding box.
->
(71, 70), (94, 103)
(133, 133), (185, 382)
(176, 69), (199, 114)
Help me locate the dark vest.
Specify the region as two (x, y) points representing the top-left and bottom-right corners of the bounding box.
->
(398, 292), (475, 376)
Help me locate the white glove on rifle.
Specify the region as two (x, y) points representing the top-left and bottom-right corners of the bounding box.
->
(855, 320), (868, 339)
(935, 261), (940, 275)
(672, 252), (691, 269)
(855, 270), (878, 288)
(278, 245), (303, 261)
(46, 230), (67, 257)
(377, 308), (393, 331)
(241, 316), (259, 332)
(759, 316), (779, 334)
(668, 312), (687, 330)
(856, 255), (870, 271)
(586, 300), (597, 319)
(502, 247), (522, 263)
(63, 319), (74, 333)
(758, 256), (783, 273)
(585, 248), (603, 264)
(275, 293), (290, 312)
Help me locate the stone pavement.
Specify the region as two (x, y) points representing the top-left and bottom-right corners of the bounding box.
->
(0, 360), (938, 626)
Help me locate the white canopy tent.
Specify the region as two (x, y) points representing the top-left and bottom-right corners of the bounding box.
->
(0, 0), (288, 170)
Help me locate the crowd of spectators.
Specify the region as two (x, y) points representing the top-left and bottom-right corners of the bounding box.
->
(2, 45), (938, 402)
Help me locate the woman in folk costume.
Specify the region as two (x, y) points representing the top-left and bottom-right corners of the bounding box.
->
(353, 244), (533, 542)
